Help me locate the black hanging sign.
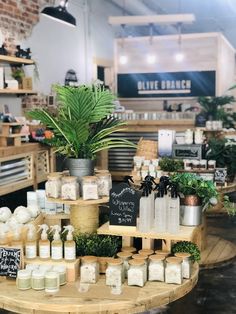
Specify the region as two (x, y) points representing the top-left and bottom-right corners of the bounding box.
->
(0, 247), (22, 278)
(117, 71), (216, 98)
(109, 183), (140, 228)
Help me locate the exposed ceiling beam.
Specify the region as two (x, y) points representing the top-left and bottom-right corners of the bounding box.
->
(109, 14), (195, 26)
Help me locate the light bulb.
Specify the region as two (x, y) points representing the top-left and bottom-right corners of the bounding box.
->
(175, 52), (185, 62)
(146, 54), (156, 64)
(119, 55), (128, 65)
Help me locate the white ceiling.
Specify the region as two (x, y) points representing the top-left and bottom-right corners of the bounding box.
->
(107, 0), (236, 49)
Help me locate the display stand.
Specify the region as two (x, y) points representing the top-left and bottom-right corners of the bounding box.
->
(47, 197), (109, 233)
(0, 263), (198, 314)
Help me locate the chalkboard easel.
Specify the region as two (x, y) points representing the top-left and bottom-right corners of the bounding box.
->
(0, 246), (24, 278)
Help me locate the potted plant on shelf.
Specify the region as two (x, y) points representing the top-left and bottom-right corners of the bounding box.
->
(159, 157), (183, 175)
(171, 241), (201, 263)
(28, 84), (136, 179)
(170, 173), (218, 226)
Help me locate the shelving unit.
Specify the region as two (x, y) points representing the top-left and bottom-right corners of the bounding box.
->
(0, 122), (29, 146)
(0, 55), (34, 65)
(0, 89), (36, 94)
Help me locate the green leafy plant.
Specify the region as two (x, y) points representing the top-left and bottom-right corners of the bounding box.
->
(27, 85), (136, 159)
(198, 95), (236, 128)
(171, 241), (201, 262)
(159, 157), (183, 172)
(74, 233), (121, 257)
(206, 138), (236, 180)
(223, 195), (236, 217)
(170, 172), (218, 207)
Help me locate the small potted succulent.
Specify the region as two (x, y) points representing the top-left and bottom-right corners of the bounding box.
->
(170, 173), (218, 226)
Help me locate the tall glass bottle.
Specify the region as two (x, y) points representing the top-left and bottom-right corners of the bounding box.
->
(154, 181), (167, 233)
(138, 180), (153, 233)
(167, 183), (180, 234)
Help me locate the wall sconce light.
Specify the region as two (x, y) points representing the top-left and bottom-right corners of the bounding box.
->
(41, 0), (76, 27)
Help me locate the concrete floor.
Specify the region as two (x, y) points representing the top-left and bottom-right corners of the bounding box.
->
(0, 216), (235, 314)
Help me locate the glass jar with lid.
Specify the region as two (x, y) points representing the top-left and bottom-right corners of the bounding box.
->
(80, 256), (99, 283)
(96, 172), (112, 197)
(105, 258), (124, 287)
(61, 176), (79, 201)
(82, 176), (99, 200)
(165, 257), (183, 284)
(128, 259), (147, 287)
(45, 271), (60, 293)
(132, 254), (148, 282)
(45, 172), (62, 198)
(154, 250), (170, 258)
(117, 251), (132, 278)
(174, 252), (191, 279)
(16, 269), (31, 290)
(148, 254), (165, 282)
(31, 270), (45, 290)
(121, 246), (136, 254)
(138, 249), (154, 257)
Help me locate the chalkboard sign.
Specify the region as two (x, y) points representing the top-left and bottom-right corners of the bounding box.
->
(0, 247), (22, 278)
(109, 183), (140, 228)
(214, 168), (227, 184)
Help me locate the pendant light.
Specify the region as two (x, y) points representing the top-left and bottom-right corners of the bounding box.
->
(119, 24), (128, 65)
(146, 23), (157, 64)
(175, 22), (184, 62)
(41, 0), (76, 27)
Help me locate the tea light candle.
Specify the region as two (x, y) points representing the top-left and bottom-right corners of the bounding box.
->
(16, 269), (31, 290)
(45, 271), (60, 293)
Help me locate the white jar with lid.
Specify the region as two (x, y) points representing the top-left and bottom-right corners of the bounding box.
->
(184, 129), (193, 145)
(82, 176), (99, 200)
(117, 251), (132, 278)
(138, 249), (154, 257)
(208, 160), (216, 170)
(45, 173), (62, 198)
(61, 176), (79, 201)
(132, 254), (148, 282)
(128, 259), (146, 287)
(52, 265), (67, 285)
(154, 250), (170, 258)
(148, 254), (165, 282)
(16, 269), (31, 290)
(121, 246), (136, 254)
(184, 159), (192, 171)
(165, 257), (183, 284)
(175, 252), (191, 279)
(96, 173), (111, 197)
(80, 256), (99, 283)
(45, 271), (60, 293)
(192, 160), (199, 170)
(25, 264), (39, 273)
(105, 258), (124, 287)
(31, 270), (45, 290)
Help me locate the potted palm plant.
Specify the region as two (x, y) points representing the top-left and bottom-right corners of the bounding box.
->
(28, 84), (136, 179)
(170, 173), (218, 226)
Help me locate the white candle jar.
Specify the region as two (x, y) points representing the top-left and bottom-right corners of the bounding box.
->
(45, 271), (60, 293)
(105, 258), (124, 287)
(96, 173), (112, 197)
(16, 269), (31, 290)
(165, 257), (183, 284)
(117, 251), (132, 278)
(61, 176), (79, 201)
(199, 159), (207, 170)
(45, 173), (62, 198)
(52, 265), (67, 285)
(128, 259), (147, 287)
(148, 254), (165, 282)
(31, 270), (45, 290)
(80, 256), (99, 284)
(175, 252), (191, 279)
(132, 254), (148, 282)
(82, 176), (99, 200)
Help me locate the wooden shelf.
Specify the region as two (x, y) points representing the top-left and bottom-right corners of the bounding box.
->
(47, 196), (109, 206)
(0, 89), (36, 94)
(178, 169), (215, 173)
(0, 133), (29, 138)
(0, 55), (34, 65)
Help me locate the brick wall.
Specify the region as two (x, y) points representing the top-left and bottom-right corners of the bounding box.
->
(0, 0), (53, 54)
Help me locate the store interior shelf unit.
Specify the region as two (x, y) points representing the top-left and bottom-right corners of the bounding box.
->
(0, 55), (35, 65)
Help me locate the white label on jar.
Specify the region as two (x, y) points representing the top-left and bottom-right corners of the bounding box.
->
(64, 246), (76, 260)
(25, 245), (37, 259)
(39, 245), (50, 259)
(51, 246), (62, 260)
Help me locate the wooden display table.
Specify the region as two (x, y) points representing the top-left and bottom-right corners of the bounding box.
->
(47, 197), (109, 233)
(97, 221), (205, 251)
(0, 264), (198, 314)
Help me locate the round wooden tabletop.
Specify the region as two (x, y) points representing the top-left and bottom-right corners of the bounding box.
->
(0, 264), (198, 314)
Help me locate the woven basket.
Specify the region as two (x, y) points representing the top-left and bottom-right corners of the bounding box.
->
(136, 137), (158, 159)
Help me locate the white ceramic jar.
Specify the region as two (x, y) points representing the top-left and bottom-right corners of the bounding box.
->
(105, 258), (124, 287)
(165, 257), (183, 284)
(80, 256), (99, 284)
(184, 129), (193, 145)
(148, 254), (165, 282)
(175, 252), (191, 279)
(61, 176), (79, 201)
(45, 173), (62, 199)
(117, 251), (132, 278)
(128, 259), (146, 287)
(96, 173), (112, 197)
(82, 176), (99, 200)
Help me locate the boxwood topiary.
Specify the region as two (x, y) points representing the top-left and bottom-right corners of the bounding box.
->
(171, 241), (201, 262)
